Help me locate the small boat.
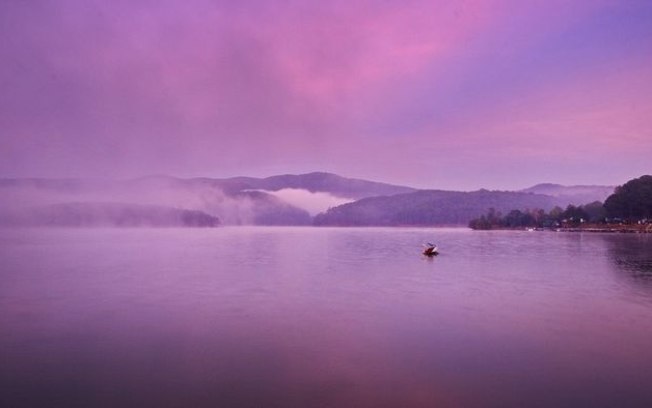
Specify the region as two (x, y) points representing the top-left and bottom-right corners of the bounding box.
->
(423, 242), (439, 256)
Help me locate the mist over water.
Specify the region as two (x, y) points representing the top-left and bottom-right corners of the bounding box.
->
(0, 178), (241, 224)
(256, 188), (354, 216)
(1, 228), (651, 407)
(0, 178), (322, 226)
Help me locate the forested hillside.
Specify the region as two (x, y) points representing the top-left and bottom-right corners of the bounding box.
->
(314, 190), (559, 226)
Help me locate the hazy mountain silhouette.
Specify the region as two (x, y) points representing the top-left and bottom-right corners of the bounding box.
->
(314, 189), (561, 226)
(520, 183), (615, 205)
(198, 172), (417, 199)
(0, 176), (313, 226)
(0, 202), (220, 227)
(0, 173), (617, 227)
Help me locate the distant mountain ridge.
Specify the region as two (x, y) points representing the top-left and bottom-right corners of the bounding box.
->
(0, 172), (619, 227)
(314, 189), (560, 226)
(520, 183), (615, 205)
(190, 172), (417, 199)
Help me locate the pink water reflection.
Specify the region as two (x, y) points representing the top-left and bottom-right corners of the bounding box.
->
(1, 228), (651, 407)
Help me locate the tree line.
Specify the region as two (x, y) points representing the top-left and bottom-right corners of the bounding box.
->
(468, 202), (605, 229)
(469, 175), (652, 230)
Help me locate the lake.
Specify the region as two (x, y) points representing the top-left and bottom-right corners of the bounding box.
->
(1, 227), (652, 407)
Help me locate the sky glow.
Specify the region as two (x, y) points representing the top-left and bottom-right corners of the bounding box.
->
(1, 0), (650, 190)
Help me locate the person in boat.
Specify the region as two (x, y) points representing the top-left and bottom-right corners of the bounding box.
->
(423, 242), (438, 256)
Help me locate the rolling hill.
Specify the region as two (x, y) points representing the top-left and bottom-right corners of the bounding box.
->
(313, 189), (560, 226)
(519, 183), (614, 205)
(0, 173), (618, 227)
(192, 172), (417, 199)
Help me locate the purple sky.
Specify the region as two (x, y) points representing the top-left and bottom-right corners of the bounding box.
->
(1, 0), (650, 190)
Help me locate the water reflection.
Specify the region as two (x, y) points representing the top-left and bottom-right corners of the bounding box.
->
(1, 228), (652, 407)
(603, 233), (652, 289)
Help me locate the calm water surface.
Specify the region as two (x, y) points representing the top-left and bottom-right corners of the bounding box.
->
(1, 227), (652, 407)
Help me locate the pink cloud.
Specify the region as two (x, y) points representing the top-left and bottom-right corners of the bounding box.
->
(0, 0), (649, 188)
(261, 1), (508, 112)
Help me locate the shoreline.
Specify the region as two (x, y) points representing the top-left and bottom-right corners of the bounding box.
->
(472, 224), (652, 233)
(554, 225), (652, 233)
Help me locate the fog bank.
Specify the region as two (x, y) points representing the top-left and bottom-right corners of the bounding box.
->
(256, 189), (354, 216)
